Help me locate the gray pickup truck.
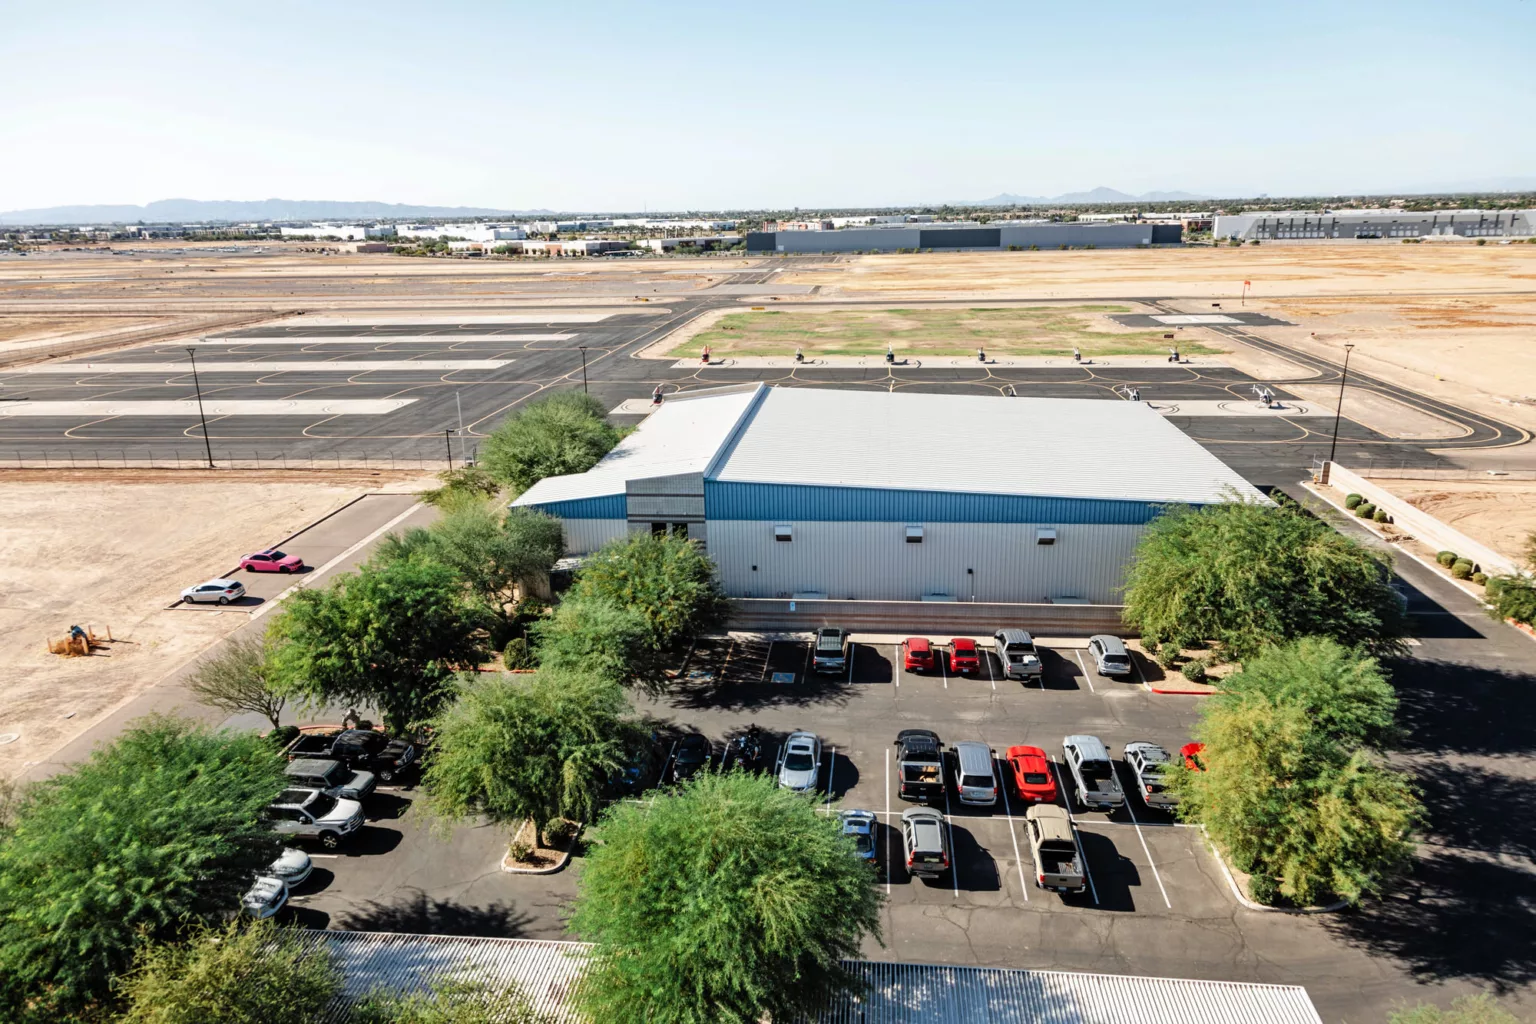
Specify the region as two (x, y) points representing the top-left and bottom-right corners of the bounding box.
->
(284, 758), (376, 802)
(1026, 804), (1086, 894)
(1062, 734), (1125, 812)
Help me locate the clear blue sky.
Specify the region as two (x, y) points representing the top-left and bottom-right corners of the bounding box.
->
(3, 0), (1533, 211)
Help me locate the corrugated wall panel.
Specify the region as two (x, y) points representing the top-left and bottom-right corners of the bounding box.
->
(525, 493), (625, 519)
(705, 481), (1161, 525)
(559, 517), (628, 554)
(708, 520), (1142, 604)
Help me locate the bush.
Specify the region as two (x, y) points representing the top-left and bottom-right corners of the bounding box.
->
(1344, 493), (1364, 510)
(501, 637), (534, 670)
(1437, 550), (1459, 567)
(266, 724), (300, 749)
(1140, 636), (1160, 655)
(1247, 872), (1279, 906)
(1451, 560), (1474, 580)
(1183, 658), (1208, 684)
(1355, 503), (1376, 519)
(1485, 575), (1506, 599)
(1472, 572), (1489, 586)
(1374, 508), (1391, 524)
(1155, 646), (1180, 669)
(507, 840), (533, 863)
(544, 818), (578, 845)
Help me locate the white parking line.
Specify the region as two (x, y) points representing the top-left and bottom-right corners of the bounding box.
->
(308, 853), (340, 860)
(847, 642), (856, 685)
(801, 642), (812, 681)
(1131, 652), (1152, 692)
(942, 783), (959, 897)
(997, 770), (1030, 902)
(884, 747), (892, 895)
(892, 644), (900, 687)
(1073, 650), (1097, 694)
(939, 648), (948, 689)
(1050, 759), (1099, 905)
(760, 640), (774, 683)
(986, 650), (996, 691)
(823, 747), (838, 813)
(1118, 763), (1173, 909)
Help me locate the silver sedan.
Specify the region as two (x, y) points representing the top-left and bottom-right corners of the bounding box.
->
(776, 731), (822, 793)
(181, 578), (246, 605)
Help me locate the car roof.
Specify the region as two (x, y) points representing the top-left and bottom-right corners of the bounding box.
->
(1007, 744), (1048, 761)
(286, 758), (342, 775)
(275, 787), (321, 806)
(1064, 734), (1110, 757)
(1126, 741), (1169, 760)
(1027, 803), (1075, 839)
(786, 731), (817, 745)
(996, 628), (1034, 641)
(905, 636), (931, 650)
(1090, 634), (1128, 651)
(951, 637), (977, 649)
(902, 807), (944, 823)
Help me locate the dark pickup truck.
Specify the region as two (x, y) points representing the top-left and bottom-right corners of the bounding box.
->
(894, 729), (946, 804)
(284, 729), (416, 783)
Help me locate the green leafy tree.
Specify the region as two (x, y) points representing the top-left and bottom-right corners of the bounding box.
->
(570, 532), (730, 650)
(1123, 497), (1407, 660)
(350, 976), (551, 1024)
(114, 919), (342, 1024)
(0, 716), (286, 1020)
(571, 770), (882, 1024)
(1220, 637), (1399, 748)
(1389, 993), (1521, 1024)
(271, 559), (487, 733)
(1486, 574), (1536, 627)
(186, 632), (286, 729)
(421, 671), (630, 849)
(481, 391), (620, 495)
(422, 465), (501, 508)
(531, 595), (667, 692)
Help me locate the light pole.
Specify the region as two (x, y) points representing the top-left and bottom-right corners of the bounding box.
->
(578, 345), (589, 393)
(444, 428), (453, 470)
(185, 347), (214, 468)
(1327, 343), (1356, 465)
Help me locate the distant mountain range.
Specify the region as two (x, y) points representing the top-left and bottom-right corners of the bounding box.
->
(967, 187), (1212, 206)
(0, 198), (553, 226)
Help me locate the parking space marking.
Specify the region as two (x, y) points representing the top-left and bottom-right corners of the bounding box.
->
(1131, 653), (1151, 692)
(942, 782), (959, 897)
(997, 773), (1030, 901)
(884, 747), (892, 895)
(985, 651), (996, 690)
(802, 642), (811, 681)
(308, 853), (340, 860)
(847, 642), (856, 685)
(823, 746), (838, 813)
(760, 640), (774, 683)
(939, 649), (948, 689)
(1118, 763), (1173, 908)
(720, 640), (737, 679)
(1050, 759), (1099, 905)
(1073, 649), (1097, 694)
(892, 645), (900, 687)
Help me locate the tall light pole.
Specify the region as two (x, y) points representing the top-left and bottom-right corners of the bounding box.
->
(185, 347), (214, 468)
(1327, 343), (1356, 465)
(578, 345), (589, 393)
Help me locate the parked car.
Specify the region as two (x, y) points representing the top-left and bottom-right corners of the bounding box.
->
(776, 730), (822, 793)
(1026, 804), (1086, 895)
(607, 735), (658, 797)
(894, 729), (945, 804)
(1061, 735), (1125, 812)
(994, 629), (1043, 683)
(240, 876), (289, 920)
(671, 734), (713, 783)
(181, 578), (246, 604)
(838, 809), (878, 862)
(284, 757), (376, 802)
(284, 729), (416, 783)
(264, 788), (363, 849)
(264, 847), (313, 887)
(948, 638), (980, 675)
(900, 807), (950, 879)
(952, 741), (998, 806)
(812, 627), (850, 675)
(1181, 742), (1207, 772)
(240, 548), (304, 573)
(1123, 741), (1179, 809)
(902, 637), (934, 673)
(1005, 744), (1058, 804)
(1086, 634), (1133, 677)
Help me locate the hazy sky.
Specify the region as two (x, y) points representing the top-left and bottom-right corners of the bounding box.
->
(3, 0), (1533, 211)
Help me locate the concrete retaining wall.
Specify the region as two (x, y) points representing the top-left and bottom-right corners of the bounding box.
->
(1327, 463), (1518, 576)
(729, 597), (1129, 635)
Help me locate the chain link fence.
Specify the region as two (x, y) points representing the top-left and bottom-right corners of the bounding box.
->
(1345, 456), (1536, 481)
(3, 445), (476, 472)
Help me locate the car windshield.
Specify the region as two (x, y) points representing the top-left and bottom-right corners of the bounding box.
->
(852, 833), (874, 854)
(269, 550), (287, 560)
(1023, 772), (1050, 785)
(784, 752), (815, 771)
(308, 794), (338, 818)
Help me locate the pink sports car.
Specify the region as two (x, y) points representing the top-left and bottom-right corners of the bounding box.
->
(240, 548), (304, 573)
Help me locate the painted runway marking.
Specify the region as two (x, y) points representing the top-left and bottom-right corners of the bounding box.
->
(0, 399), (416, 417)
(191, 334), (573, 345)
(14, 360), (513, 373)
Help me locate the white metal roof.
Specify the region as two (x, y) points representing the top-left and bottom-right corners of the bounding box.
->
(714, 386), (1263, 506)
(514, 384), (759, 505)
(307, 931), (1323, 1024)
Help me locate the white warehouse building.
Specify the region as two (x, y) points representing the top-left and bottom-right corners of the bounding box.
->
(513, 384), (1264, 605)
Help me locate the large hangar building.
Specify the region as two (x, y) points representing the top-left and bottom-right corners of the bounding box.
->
(746, 221), (1181, 253)
(1215, 208), (1536, 241)
(513, 384), (1263, 605)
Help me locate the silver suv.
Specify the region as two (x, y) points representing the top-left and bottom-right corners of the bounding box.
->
(812, 627), (849, 675)
(265, 787), (364, 849)
(900, 807), (950, 879)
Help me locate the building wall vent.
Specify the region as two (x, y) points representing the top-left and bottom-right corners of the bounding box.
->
(905, 525), (925, 543)
(774, 524), (793, 542)
(1036, 526), (1058, 545)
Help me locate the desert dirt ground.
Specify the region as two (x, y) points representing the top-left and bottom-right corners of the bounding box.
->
(670, 304), (1221, 358)
(0, 470), (427, 779)
(1370, 477), (1536, 564)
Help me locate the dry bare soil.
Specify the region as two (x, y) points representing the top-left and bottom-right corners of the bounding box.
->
(1376, 478), (1536, 564)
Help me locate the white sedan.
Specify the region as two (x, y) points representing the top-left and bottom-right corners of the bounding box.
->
(240, 876), (288, 920)
(181, 578), (246, 605)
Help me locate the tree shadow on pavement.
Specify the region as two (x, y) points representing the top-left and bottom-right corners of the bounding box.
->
(338, 888), (535, 938)
(1410, 759), (1536, 864)
(1388, 658), (1536, 758)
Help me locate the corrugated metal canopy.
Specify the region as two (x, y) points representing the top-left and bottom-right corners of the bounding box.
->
(713, 387), (1264, 506)
(308, 931), (1322, 1024)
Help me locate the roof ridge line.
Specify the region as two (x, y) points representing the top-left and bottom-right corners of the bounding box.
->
(702, 381), (769, 481)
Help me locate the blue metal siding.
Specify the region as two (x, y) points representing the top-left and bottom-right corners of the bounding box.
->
(705, 481), (1165, 524)
(524, 493), (626, 520)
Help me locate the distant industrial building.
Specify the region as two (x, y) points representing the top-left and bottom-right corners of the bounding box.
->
(1215, 209), (1536, 241)
(279, 224), (370, 240)
(641, 235), (742, 252)
(747, 222), (1179, 253)
(514, 383), (1262, 604)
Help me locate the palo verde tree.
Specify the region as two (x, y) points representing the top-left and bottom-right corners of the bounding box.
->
(569, 531), (730, 652)
(1123, 496), (1408, 660)
(185, 632), (287, 730)
(480, 391), (621, 495)
(270, 558), (487, 733)
(571, 770), (883, 1024)
(531, 595), (669, 692)
(0, 716), (287, 1021)
(421, 670), (631, 849)
(113, 919), (343, 1024)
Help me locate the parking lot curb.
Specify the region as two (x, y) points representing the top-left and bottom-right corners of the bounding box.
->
(1147, 682), (1215, 695)
(501, 823), (583, 875)
(1202, 829), (1348, 914)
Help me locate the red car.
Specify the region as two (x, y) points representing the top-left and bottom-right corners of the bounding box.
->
(1005, 745), (1057, 804)
(948, 638), (980, 675)
(240, 548), (304, 573)
(1181, 742), (1206, 772)
(902, 637), (934, 673)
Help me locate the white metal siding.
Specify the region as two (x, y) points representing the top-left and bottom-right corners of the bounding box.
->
(708, 520), (1143, 603)
(559, 518), (628, 555)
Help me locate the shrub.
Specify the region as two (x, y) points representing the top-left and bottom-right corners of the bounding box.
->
(1437, 550), (1459, 567)
(1183, 658), (1208, 684)
(501, 637), (534, 670)
(1485, 575), (1506, 599)
(1344, 493), (1364, 509)
(266, 724), (300, 749)
(1472, 572), (1489, 586)
(544, 819), (578, 845)
(1141, 636), (1161, 655)
(1355, 503), (1376, 518)
(1155, 646), (1180, 669)
(1374, 508), (1390, 523)
(1248, 873), (1280, 905)
(1451, 561), (1474, 580)
(507, 840), (533, 862)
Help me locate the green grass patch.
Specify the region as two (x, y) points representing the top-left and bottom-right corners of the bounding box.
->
(674, 306), (1218, 358)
